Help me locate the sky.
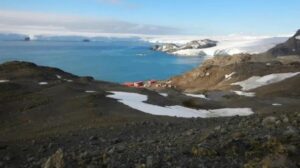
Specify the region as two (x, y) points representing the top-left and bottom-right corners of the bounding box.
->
(0, 0), (299, 37)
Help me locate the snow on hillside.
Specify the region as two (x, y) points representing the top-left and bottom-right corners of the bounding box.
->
(144, 35), (289, 57)
(107, 91), (253, 118)
(232, 72), (300, 91)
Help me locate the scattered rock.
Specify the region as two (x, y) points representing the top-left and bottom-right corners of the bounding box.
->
(89, 136), (98, 141)
(146, 156), (153, 168)
(262, 116), (277, 127)
(43, 148), (64, 168)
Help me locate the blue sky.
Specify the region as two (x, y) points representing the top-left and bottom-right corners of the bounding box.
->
(0, 0), (299, 36)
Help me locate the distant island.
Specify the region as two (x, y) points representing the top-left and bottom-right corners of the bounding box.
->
(24, 36), (31, 41)
(82, 39), (91, 42)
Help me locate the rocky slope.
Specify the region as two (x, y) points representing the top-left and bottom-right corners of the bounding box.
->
(0, 60), (300, 167)
(267, 30), (300, 56)
(170, 54), (300, 92)
(152, 39), (217, 54)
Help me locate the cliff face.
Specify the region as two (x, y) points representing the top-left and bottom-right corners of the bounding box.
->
(267, 29), (300, 56)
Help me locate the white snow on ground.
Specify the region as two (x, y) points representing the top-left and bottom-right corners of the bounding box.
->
(233, 91), (255, 97)
(225, 72), (236, 80)
(107, 91), (253, 118)
(56, 75), (62, 79)
(272, 103), (282, 106)
(159, 93), (168, 97)
(185, 93), (208, 99)
(296, 36), (300, 40)
(0, 80), (10, 83)
(232, 72), (300, 91)
(64, 79), (73, 82)
(38, 82), (48, 85)
(85, 90), (97, 93)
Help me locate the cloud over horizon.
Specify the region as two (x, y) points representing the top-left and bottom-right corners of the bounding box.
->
(0, 10), (181, 37)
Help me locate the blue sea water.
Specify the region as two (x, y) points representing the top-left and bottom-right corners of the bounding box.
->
(0, 40), (204, 83)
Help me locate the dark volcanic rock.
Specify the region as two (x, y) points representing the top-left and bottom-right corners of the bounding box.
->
(152, 39), (217, 54)
(179, 39), (217, 50)
(267, 29), (300, 56)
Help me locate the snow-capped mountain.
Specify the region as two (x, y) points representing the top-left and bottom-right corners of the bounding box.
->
(148, 35), (289, 57)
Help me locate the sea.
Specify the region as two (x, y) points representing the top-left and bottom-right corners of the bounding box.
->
(0, 40), (204, 83)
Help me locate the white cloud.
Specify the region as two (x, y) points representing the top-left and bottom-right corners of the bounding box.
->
(0, 10), (181, 36)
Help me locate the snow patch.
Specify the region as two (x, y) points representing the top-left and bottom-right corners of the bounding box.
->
(185, 93), (208, 99)
(296, 36), (300, 40)
(232, 72), (300, 91)
(85, 90), (97, 93)
(38, 82), (48, 85)
(272, 103), (282, 106)
(0, 80), (10, 83)
(107, 91), (253, 118)
(63, 79), (73, 82)
(225, 72), (236, 80)
(56, 75), (62, 79)
(233, 91), (255, 97)
(159, 93), (168, 97)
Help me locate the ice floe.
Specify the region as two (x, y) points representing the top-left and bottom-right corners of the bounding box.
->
(232, 72), (300, 91)
(185, 93), (208, 99)
(0, 80), (10, 83)
(233, 91), (255, 97)
(107, 91), (253, 118)
(38, 82), (48, 85)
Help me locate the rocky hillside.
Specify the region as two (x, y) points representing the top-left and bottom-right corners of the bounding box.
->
(152, 39), (217, 53)
(0, 61), (300, 167)
(267, 29), (300, 56)
(0, 61), (300, 168)
(170, 54), (300, 92)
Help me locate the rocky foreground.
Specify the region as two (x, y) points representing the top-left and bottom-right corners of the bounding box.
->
(0, 31), (300, 168)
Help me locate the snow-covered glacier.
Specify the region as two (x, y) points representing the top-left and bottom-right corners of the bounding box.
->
(144, 35), (289, 57)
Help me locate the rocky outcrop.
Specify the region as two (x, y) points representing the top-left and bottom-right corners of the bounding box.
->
(152, 39), (217, 55)
(152, 43), (179, 52)
(179, 39), (217, 50)
(267, 29), (300, 56)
